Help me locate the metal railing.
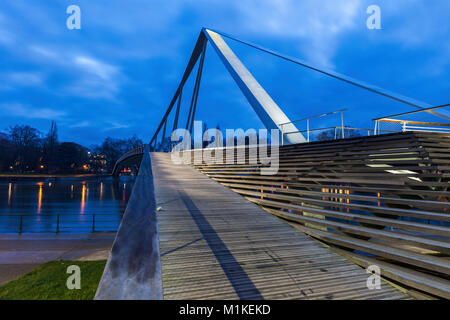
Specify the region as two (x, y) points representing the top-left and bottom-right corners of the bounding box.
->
(0, 213), (122, 234)
(276, 108), (389, 144)
(279, 108), (347, 144)
(112, 145), (146, 176)
(373, 103), (450, 135)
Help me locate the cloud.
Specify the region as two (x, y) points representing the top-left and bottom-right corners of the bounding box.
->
(230, 0), (362, 67)
(64, 77), (120, 100)
(3, 72), (44, 86)
(378, 0), (448, 46)
(0, 0), (448, 145)
(29, 45), (60, 60)
(1, 103), (66, 120)
(0, 12), (15, 46)
(103, 121), (130, 131)
(0, 29), (13, 46)
(28, 46), (124, 99)
(60, 55), (123, 99)
(74, 56), (119, 81)
(69, 121), (91, 128)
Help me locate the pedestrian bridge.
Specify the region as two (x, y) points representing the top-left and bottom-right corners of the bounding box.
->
(97, 28), (450, 299)
(97, 132), (450, 300)
(97, 150), (412, 300)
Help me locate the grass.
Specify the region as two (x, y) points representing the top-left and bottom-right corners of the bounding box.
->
(0, 260), (106, 300)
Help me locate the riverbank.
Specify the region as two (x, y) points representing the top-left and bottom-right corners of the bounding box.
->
(0, 260), (106, 300)
(0, 232), (114, 286)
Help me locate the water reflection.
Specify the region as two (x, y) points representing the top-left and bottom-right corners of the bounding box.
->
(81, 183), (86, 214)
(0, 176), (135, 233)
(7, 183), (11, 206)
(37, 182), (43, 214)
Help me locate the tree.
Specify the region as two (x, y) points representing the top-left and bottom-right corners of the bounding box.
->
(56, 142), (88, 173)
(202, 122), (209, 148)
(93, 136), (144, 172)
(315, 127), (362, 142)
(42, 121), (59, 172)
(127, 134), (143, 150)
(215, 123), (223, 147)
(0, 133), (14, 172)
(345, 128), (362, 138)
(316, 129), (335, 142)
(8, 125), (42, 172)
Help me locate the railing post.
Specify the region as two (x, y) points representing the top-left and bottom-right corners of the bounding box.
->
(307, 119), (310, 142)
(19, 215), (23, 234)
(280, 124), (284, 146)
(92, 214), (95, 233)
(56, 214), (60, 233)
(402, 122), (406, 132)
(341, 111), (345, 139)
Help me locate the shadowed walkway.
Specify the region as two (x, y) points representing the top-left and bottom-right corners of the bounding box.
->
(151, 153), (411, 300)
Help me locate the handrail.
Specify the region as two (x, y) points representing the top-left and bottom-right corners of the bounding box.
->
(279, 108), (347, 144)
(375, 118), (450, 127)
(373, 103), (450, 135)
(283, 126), (384, 135)
(112, 145), (146, 176)
(115, 145), (146, 164)
(278, 108), (348, 126)
(372, 103), (450, 121)
(0, 213), (122, 234)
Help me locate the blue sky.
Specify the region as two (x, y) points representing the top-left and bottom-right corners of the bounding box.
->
(0, 0), (449, 145)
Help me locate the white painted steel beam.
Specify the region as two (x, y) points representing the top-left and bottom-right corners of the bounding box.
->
(204, 29), (305, 144)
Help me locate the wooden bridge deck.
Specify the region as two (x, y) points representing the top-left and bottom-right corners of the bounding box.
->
(151, 153), (411, 300)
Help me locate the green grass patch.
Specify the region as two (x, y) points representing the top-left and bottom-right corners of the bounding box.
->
(0, 260), (106, 300)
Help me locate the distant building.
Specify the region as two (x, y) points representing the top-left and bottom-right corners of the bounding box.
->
(89, 153), (107, 173)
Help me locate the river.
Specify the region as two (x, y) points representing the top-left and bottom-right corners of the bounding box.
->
(0, 176), (135, 234)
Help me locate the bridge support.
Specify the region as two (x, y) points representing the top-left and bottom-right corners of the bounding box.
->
(204, 29), (305, 144)
(150, 29), (306, 147)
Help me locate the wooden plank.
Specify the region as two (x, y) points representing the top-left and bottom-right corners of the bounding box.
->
(151, 152), (410, 300)
(329, 247), (450, 299)
(247, 197), (450, 237)
(291, 224), (450, 276)
(185, 131), (450, 298)
(264, 207), (450, 254)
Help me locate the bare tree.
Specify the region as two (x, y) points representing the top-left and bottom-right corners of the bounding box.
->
(43, 121), (59, 172)
(8, 125), (42, 172)
(93, 136), (144, 172)
(316, 129), (335, 141)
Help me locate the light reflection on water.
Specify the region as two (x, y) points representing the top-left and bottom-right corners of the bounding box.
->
(0, 176), (135, 233)
(37, 182), (43, 214)
(7, 183), (11, 206)
(81, 183), (86, 214)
